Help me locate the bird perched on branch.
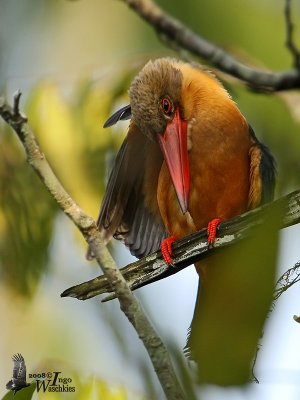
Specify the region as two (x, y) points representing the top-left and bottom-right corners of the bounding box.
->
(88, 58), (276, 384)
(6, 353), (30, 395)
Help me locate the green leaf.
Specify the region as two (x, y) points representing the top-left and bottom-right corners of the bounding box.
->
(2, 383), (36, 400)
(0, 128), (56, 296)
(188, 203), (283, 385)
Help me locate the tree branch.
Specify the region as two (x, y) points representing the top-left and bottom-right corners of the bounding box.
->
(62, 189), (300, 302)
(284, 0), (300, 69)
(121, 0), (300, 90)
(274, 260), (300, 301)
(0, 94), (185, 400)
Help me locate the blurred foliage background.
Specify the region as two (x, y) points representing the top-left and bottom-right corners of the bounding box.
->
(0, 0), (300, 399)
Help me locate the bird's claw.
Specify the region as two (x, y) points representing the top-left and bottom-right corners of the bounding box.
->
(207, 218), (222, 246)
(161, 235), (177, 267)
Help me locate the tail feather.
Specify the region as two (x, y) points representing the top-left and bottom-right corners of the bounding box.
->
(186, 253), (262, 386)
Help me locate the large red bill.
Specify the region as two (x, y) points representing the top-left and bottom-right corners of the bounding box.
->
(158, 108), (190, 214)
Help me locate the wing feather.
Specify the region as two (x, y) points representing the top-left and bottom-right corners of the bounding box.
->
(103, 105), (132, 128)
(248, 126), (276, 209)
(12, 353), (26, 383)
(91, 122), (167, 259)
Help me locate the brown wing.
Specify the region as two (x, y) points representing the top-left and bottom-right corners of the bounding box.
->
(248, 126), (276, 209)
(90, 122), (167, 259)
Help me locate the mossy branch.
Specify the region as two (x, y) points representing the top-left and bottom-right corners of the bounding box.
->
(61, 190), (300, 302)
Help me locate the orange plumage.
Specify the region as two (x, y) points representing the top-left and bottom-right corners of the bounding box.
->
(89, 58), (276, 384)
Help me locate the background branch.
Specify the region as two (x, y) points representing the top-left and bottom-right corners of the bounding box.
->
(62, 189), (300, 302)
(284, 0), (300, 69)
(0, 94), (185, 400)
(123, 0), (300, 90)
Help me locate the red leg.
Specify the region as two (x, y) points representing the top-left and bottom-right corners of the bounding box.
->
(161, 235), (177, 267)
(207, 218), (222, 245)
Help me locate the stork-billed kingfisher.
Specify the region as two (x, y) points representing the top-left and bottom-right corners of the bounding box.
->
(88, 58), (276, 383)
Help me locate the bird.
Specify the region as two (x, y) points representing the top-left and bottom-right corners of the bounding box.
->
(89, 58), (276, 384)
(6, 353), (30, 395)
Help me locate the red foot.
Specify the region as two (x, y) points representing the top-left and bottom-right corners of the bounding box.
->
(161, 236), (177, 267)
(207, 218), (222, 245)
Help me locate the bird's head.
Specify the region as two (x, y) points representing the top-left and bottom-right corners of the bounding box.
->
(105, 58), (236, 214)
(129, 58), (184, 139)
(129, 58), (190, 213)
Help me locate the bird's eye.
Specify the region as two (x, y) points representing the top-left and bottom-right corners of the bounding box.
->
(161, 98), (172, 115)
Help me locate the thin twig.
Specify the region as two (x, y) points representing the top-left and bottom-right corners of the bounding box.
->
(121, 0), (300, 90)
(273, 261), (300, 301)
(0, 94), (185, 400)
(293, 315), (300, 323)
(284, 0), (300, 69)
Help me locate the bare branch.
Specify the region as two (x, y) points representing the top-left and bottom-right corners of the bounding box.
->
(0, 95), (185, 400)
(284, 0), (300, 69)
(62, 190), (300, 302)
(121, 0), (300, 90)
